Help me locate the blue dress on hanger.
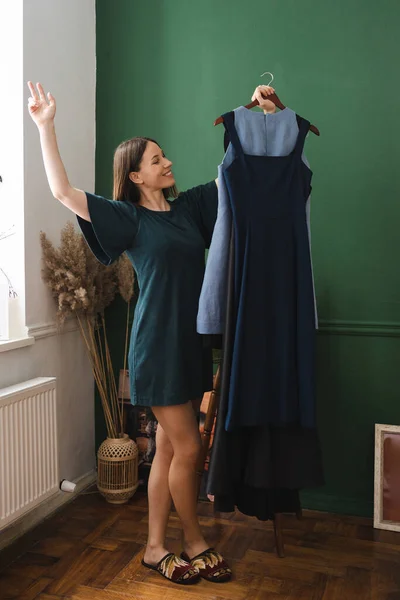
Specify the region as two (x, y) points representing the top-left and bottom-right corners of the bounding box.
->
(205, 110), (324, 520)
(221, 111), (316, 432)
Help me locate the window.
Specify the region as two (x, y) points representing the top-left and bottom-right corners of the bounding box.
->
(0, 0), (27, 344)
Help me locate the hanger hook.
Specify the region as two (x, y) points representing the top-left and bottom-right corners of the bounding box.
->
(260, 72), (274, 87)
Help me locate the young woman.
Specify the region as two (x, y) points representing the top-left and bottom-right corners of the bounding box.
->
(27, 81), (275, 586)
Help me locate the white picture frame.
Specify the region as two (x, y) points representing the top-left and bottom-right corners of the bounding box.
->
(374, 423), (400, 532)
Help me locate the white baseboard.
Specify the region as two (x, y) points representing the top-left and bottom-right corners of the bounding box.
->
(0, 470), (97, 552)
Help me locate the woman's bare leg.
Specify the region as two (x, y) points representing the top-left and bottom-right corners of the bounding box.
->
(151, 400), (208, 559)
(143, 399), (203, 565)
(143, 422), (174, 565)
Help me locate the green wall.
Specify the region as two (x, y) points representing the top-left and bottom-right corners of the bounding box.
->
(95, 0), (400, 516)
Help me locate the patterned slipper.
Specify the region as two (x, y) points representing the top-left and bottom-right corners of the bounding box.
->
(141, 552), (200, 585)
(181, 548), (232, 582)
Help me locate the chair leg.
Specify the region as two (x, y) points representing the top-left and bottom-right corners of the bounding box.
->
(273, 513), (285, 558)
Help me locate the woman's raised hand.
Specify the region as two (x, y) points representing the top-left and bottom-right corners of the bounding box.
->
(27, 82), (56, 127)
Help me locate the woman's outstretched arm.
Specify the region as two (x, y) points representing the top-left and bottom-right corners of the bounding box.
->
(27, 81), (90, 221)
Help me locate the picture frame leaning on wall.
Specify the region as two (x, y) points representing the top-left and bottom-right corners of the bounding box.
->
(374, 423), (400, 532)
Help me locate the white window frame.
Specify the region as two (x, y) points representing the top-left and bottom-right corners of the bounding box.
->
(0, 0), (32, 352)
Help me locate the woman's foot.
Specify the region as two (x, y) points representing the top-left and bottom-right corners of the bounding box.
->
(181, 548), (232, 583)
(182, 539), (210, 560)
(141, 550), (200, 585)
(143, 544), (171, 567)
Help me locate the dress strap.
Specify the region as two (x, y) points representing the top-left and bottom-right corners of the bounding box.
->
(294, 116), (311, 158)
(222, 111), (244, 157)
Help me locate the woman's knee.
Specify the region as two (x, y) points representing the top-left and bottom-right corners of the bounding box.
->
(174, 436), (202, 464)
(155, 425), (174, 461)
(152, 402), (202, 463)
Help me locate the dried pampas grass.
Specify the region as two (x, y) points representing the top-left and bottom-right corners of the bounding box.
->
(40, 222), (135, 438)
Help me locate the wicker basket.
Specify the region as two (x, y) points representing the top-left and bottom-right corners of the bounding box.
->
(97, 434), (139, 504)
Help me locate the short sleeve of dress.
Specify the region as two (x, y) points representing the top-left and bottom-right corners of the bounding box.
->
(175, 180), (218, 248)
(77, 192), (139, 265)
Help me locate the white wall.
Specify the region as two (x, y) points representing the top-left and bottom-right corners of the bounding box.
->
(0, 0), (97, 483)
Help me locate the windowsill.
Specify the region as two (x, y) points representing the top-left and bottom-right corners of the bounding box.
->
(0, 336), (35, 353)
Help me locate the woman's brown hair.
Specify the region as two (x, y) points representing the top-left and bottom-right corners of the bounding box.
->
(112, 137), (178, 203)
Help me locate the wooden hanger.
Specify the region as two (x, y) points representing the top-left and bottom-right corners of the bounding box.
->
(214, 72), (320, 136)
(214, 94), (320, 136)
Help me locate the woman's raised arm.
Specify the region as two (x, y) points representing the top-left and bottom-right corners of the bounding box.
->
(27, 81), (90, 221)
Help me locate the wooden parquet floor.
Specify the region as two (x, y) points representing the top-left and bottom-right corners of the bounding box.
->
(1, 488), (400, 599)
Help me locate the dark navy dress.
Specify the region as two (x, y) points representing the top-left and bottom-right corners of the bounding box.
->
(222, 112), (316, 432)
(206, 112), (324, 520)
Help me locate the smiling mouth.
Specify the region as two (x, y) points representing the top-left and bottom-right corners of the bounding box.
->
(164, 171), (173, 177)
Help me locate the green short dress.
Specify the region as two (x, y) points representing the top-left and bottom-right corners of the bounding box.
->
(77, 181), (218, 407)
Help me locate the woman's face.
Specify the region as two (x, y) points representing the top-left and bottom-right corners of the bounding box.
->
(130, 141), (175, 190)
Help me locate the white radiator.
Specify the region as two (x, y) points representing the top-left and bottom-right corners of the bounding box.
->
(0, 377), (59, 530)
